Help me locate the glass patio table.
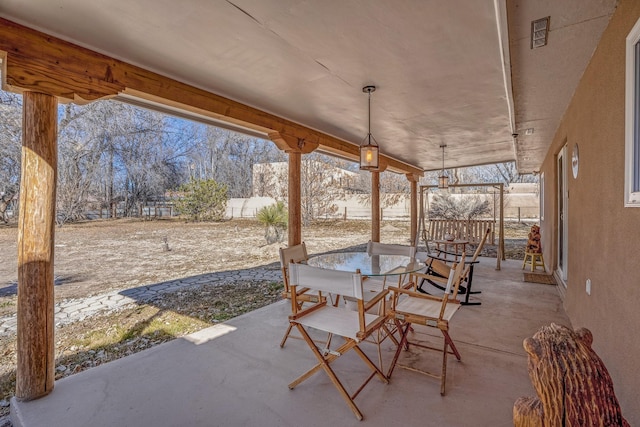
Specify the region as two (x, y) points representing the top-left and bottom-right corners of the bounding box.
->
(306, 252), (423, 277)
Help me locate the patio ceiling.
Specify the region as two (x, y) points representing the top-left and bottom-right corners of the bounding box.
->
(0, 0), (617, 173)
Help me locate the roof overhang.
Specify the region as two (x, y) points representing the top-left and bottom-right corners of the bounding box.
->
(0, 0), (618, 174)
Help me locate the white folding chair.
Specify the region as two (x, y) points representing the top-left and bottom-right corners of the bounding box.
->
(365, 240), (417, 289)
(387, 255), (466, 395)
(360, 241), (417, 369)
(278, 242), (320, 347)
(287, 263), (389, 421)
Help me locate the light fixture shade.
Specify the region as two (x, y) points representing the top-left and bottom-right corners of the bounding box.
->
(438, 173), (449, 189)
(360, 140), (379, 170)
(360, 85), (380, 171)
(438, 143), (448, 189)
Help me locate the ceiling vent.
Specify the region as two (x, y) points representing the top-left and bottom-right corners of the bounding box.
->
(531, 17), (550, 49)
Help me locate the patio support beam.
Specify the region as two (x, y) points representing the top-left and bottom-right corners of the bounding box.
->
(406, 174), (420, 246)
(0, 18), (423, 177)
(16, 91), (57, 401)
(371, 171), (380, 243)
(268, 132), (316, 247)
(288, 151), (302, 247)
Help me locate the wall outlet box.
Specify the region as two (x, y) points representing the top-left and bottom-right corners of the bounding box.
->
(586, 279), (591, 295)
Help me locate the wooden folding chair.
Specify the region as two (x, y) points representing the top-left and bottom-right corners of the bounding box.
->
(365, 240), (417, 289)
(287, 263), (390, 421)
(360, 241), (416, 369)
(387, 255), (466, 395)
(278, 242), (321, 347)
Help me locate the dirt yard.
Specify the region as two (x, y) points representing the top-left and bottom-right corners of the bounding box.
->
(0, 218), (531, 309)
(0, 218), (413, 311)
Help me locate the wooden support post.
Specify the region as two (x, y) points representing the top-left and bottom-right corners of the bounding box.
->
(406, 174), (419, 247)
(16, 92), (58, 401)
(371, 171), (380, 243)
(498, 183), (504, 269)
(288, 151), (302, 246)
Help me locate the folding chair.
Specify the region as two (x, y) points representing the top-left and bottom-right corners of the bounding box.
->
(416, 227), (490, 305)
(387, 255), (466, 395)
(361, 241), (416, 369)
(365, 240), (417, 289)
(278, 242), (320, 347)
(287, 263), (390, 421)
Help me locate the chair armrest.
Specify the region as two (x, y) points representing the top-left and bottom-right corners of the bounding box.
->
(288, 300), (327, 320)
(387, 286), (444, 303)
(363, 289), (389, 312)
(295, 286), (311, 296)
(411, 272), (448, 285)
(357, 313), (389, 340)
(433, 248), (462, 258)
(428, 254), (479, 265)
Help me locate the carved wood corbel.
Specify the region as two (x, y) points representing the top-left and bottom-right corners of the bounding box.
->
(268, 132), (318, 154)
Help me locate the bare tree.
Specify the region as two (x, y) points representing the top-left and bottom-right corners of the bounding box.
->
(355, 170), (410, 210)
(421, 162), (537, 188)
(300, 153), (350, 224)
(187, 128), (284, 198)
(0, 91), (22, 216)
(252, 162), (288, 200)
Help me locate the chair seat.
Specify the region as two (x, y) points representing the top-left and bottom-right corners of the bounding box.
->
(395, 297), (460, 322)
(363, 277), (386, 292)
(295, 306), (383, 341)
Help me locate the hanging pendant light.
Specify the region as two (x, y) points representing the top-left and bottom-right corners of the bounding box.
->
(438, 144), (449, 189)
(360, 85), (379, 170)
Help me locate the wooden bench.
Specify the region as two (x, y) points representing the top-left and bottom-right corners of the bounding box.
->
(422, 219), (501, 269)
(427, 219), (496, 246)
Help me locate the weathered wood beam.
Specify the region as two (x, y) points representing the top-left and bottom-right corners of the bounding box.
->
(371, 171), (380, 243)
(406, 174), (420, 246)
(268, 132), (318, 154)
(0, 18), (423, 176)
(288, 152), (302, 246)
(16, 92), (57, 400)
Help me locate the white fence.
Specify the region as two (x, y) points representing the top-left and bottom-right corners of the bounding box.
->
(226, 194), (540, 221)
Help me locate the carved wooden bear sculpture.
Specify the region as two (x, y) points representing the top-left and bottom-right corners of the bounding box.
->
(526, 224), (542, 254)
(514, 323), (628, 427)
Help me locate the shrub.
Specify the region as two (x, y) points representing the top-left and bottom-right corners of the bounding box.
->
(174, 179), (228, 221)
(429, 192), (490, 220)
(256, 201), (288, 244)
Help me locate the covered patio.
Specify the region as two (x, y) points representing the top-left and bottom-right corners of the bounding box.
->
(11, 258), (569, 426)
(2, 0), (640, 424)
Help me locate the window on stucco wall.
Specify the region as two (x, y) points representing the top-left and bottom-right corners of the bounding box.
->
(539, 172), (545, 221)
(625, 17), (640, 206)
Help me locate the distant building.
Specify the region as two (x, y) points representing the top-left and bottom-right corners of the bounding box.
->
(252, 161), (358, 198)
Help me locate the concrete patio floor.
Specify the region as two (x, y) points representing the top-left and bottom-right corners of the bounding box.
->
(11, 258), (569, 427)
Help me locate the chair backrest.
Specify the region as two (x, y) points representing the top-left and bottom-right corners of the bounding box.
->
(469, 227), (491, 263)
(289, 263), (364, 300)
(366, 241), (416, 258)
(444, 255), (466, 299)
(279, 242), (308, 292)
(438, 255), (466, 319)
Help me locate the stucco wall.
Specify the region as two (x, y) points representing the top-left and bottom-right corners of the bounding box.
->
(538, 0), (640, 421)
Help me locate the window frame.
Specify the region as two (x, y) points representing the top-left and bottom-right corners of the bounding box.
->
(539, 172), (545, 221)
(624, 17), (640, 207)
